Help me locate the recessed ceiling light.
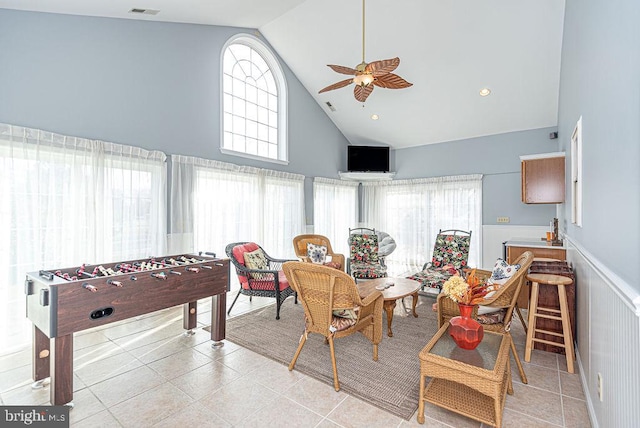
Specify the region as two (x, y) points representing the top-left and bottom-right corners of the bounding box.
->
(479, 88), (491, 97)
(371, 114), (379, 120)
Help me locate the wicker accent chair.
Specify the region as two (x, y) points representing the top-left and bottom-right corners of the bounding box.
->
(408, 229), (472, 295)
(282, 261), (384, 391)
(436, 250), (535, 384)
(292, 234), (345, 271)
(225, 242), (297, 320)
(348, 227), (387, 280)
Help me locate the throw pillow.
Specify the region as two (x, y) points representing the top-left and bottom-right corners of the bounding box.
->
(307, 243), (328, 264)
(485, 259), (521, 297)
(489, 259), (521, 285)
(243, 248), (268, 270)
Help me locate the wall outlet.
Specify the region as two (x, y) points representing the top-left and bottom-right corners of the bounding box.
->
(597, 372), (603, 402)
(496, 217), (510, 223)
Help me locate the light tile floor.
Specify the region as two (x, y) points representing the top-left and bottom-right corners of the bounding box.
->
(0, 291), (592, 427)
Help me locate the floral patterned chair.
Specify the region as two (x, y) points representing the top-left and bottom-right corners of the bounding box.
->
(348, 227), (387, 281)
(407, 229), (472, 295)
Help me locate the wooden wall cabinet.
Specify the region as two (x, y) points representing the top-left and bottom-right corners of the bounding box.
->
(521, 153), (565, 204)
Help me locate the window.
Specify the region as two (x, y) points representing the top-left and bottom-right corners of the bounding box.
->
(571, 116), (583, 226)
(361, 175), (482, 275)
(0, 123), (167, 354)
(170, 156), (304, 261)
(221, 34), (288, 163)
(313, 178), (359, 256)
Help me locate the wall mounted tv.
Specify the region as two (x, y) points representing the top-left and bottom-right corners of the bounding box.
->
(347, 145), (390, 172)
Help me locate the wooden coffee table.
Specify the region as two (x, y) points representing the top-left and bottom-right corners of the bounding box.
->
(417, 324), (513, 427)
(358, 277), (420, 337)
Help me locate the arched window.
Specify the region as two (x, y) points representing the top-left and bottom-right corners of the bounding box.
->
(221, 34), (288, 163)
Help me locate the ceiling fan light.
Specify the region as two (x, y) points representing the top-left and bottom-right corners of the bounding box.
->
(353, 73), (374, 87)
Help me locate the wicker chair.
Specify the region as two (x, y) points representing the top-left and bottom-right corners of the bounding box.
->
(436, 250), (534, 384)
(282, 261), (384, 391)
(225, 242), (297, 320)
(348, 227), (387, 280)
(408, 229), (472, 295)
(292, 234), (345, 271)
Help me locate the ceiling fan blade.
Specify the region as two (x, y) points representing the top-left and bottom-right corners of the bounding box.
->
(365, 57), (400, 77)
(354, 84), (374, 102)
(373, 73), (413, 89)
(327, 64), (358, 75)
(319, 78), (354, 94)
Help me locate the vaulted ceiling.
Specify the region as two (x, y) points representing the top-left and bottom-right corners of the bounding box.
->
(0, 0), (565, 149)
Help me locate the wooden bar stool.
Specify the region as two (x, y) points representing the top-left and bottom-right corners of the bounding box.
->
(524, 273), (575, 373)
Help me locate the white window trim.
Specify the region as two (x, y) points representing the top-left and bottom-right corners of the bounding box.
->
(220, 33), (288, 164)
(571, 116), (583, 227)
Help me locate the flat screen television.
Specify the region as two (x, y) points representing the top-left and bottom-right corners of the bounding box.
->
(347, 145), (390, 172)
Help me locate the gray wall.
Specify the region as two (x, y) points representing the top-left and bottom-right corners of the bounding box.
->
(557, 0), (639, 289)
(0, 9), (350, 224)
(1, 9), (564, 233)
(394, 128), (559, 225)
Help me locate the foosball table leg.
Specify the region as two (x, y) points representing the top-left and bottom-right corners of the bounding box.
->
(210, 294), (226, 349)
(32, 325), (50, 388)
(183, 302), (197, 336)
(51, 334), (73, 406)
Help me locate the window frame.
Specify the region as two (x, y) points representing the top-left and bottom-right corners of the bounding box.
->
(220, 33), (288, 164)
(571, 116), (583, 227)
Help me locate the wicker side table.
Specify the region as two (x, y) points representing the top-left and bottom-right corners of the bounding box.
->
(417, 324), (513, 427)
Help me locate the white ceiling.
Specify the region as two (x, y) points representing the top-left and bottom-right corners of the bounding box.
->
(0, 0), (566, 149)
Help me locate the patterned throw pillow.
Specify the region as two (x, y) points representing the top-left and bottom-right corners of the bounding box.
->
(485, 259), (521, 298)
(243, 248), (268, 270)
(489, 259), (521, 285)
(307, 243), (328, 264)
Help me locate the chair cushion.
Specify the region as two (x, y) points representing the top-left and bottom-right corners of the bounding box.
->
(407, 267), (455, 290)
(476, 308), (506, 325)
(330, 307), (360, 332)
(431, 234), (471, 269)
(376, 231), (397, 257)
(232, 242), (260, 266)
(241, 271), (290, 291)
(324, 261), (342, 270)
(349, 233), (379, 263)
(244, 248), (268, 270)
(307, 243), (327, 264)
(351, 262), (387, 279)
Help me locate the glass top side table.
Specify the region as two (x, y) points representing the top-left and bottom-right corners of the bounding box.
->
(417, 323), (513, 427)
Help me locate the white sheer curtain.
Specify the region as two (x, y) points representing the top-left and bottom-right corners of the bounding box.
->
(362, 174), (482, 276)
(170, 155), (305, 260)
(0, 123), (167, 354)
(313, 178), (359, 256)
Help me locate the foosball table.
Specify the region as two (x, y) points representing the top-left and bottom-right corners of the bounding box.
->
(24, 253), (229, 406)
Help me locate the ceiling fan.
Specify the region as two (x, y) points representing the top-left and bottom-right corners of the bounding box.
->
(318, 0), (413, 102)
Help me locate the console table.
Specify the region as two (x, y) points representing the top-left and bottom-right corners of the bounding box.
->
(417, 324), (512, 427)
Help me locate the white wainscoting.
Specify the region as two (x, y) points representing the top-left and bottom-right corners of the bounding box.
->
(481, 225), (549, 268)
(566, 238), (640, 428)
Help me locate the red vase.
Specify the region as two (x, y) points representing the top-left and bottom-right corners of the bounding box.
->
(449, 303), (484, 350)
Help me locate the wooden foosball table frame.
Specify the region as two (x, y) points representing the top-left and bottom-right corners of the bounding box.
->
(25, 253), (229, 406)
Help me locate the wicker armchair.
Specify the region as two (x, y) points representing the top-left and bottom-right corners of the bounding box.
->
(282, 261), (384, 391)
(225, 242), (297, 320)
(408, 229), (472, 295)
(292, 234), (345, 271)
(437, 250), (534, 384)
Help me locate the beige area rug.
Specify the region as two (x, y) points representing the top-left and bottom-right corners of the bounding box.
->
(216, 299), (439, 420)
